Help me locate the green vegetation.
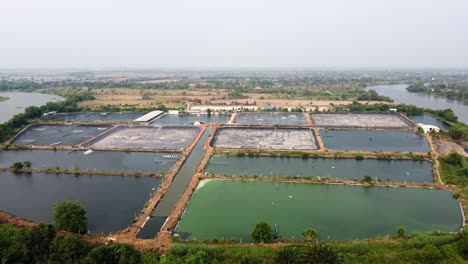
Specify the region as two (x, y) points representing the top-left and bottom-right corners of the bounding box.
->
(397, 226), (407, 238)
(53, 200), (88, 234)
(407, 83), (468, 103)
(0, 96), (9, 102)
(251, 221), (273, 243)
(9, 161), (32, 172)
(439, 152), (468, 186)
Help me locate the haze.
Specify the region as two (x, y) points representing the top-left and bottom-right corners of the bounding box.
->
(1, 0), (468, 69)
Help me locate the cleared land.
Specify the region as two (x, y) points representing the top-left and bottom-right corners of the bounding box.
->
(85, 126), (200, 150)
(232, 112), (306, 125)
(11, 124), (111, 146)
(311, 113), (412, 128)
(211, 126), (318, 150)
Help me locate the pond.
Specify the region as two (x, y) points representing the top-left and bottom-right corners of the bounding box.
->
(151, 114), (230, 125)
(206, 155), (433, 183)
(175, 180), (462, 241)
(0, 149), (180, 174)
(0, 171), (161, 234)
(320, 129), (430, 152)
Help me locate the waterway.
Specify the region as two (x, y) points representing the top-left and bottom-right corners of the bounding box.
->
(175, 180), (462, 241)
(369, 84), (468, 124)
(320, 129), (431, 152)
(0, 150), (180, 174)
(0, 171), (161, 234)
(206, 155), (433, 183)
(0, 92), (64, 124)
(137, 127), (212, 238)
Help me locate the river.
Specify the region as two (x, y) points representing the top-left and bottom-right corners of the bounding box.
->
(368, 84), (468, 124)
(0, 92), (64, 124)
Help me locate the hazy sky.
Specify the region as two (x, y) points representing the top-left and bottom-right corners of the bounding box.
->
(1, 0), (467, 69)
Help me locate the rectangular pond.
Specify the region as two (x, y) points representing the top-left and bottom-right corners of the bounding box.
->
(151, 114), (230, 125)
(311, 113), (412, 128)
(206, 155), (433, 183)
(84, 126), (200, 150)
(320, 129), (431, 152)
(212, 127), (319, 150)
(233, 112), (306, 125)
(45, 112), (146, 122)
(0, 171), (161, 234)
(175, 180), (462, 241)
(0, 150), (180, 174)
(11, 124), (111, 146)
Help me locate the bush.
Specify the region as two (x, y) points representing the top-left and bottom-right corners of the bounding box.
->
(355, 153), (365, 160)
(397, 226), (406, 238)
(251, 221), (273, 243)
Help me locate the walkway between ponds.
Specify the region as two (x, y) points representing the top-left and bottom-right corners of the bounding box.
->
(136, 126), (212, 239)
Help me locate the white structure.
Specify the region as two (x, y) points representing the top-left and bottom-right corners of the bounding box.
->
(168, 110), (180, 115)
(189, 105), (258, 113)
(134, 111), (164, 122)
(418, 123), (440, 134)
(389, 108), (398, 113)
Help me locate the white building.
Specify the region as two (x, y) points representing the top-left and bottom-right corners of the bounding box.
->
(188, 105), (258, 113)
(418, 123), (440, 134)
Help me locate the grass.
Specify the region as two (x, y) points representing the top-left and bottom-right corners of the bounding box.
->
(0, 96), (9, 103)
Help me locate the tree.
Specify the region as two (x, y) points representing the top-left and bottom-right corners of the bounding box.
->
(251, 221), (273, 243)
(48, 234), (89, 264)
(53, 200), (88, 234)
(275, 246), (299, 264)
(446, 152), (463, 167)
(397, 226), (406, 238)
(448, 126), (464, 140)
(12, 224), (56, 263)
(23, 161), (32, 169)
(10, 162), (23, 172)
(207, 108), (212, 117)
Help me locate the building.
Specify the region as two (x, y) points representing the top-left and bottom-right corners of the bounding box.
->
(418, 123), (440, 134)
(168, 110), (180, 115)
(188, 105), (258, 114)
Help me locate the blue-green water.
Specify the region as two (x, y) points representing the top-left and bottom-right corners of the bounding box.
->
(206, 155), (433, 183)
(320, 129), (430, 152)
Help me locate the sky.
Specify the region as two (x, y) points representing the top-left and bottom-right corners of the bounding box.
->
(1, 0), (468, 69)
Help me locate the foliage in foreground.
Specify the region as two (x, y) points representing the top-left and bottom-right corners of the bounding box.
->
(53, 200), (88, 234)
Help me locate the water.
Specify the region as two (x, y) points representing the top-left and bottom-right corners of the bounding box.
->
(320, 129), (430, 152)
(12, 124), (112, 146)
(152, 115), (230, 125)
(0, 171), (161, 234)
(369, 84), (468, 124)
(137, 127), (212, 238)
(206, 155), (433, 183)
(175, 180), (462, 241)
(45, 112), (145, 122)
(0, 150), (180, 174)
(0, 92), (64, 124)
(408, 114), (451, 130)
(233, 112), (306, 125)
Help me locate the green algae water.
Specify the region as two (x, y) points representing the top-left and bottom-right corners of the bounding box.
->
(175, 180), (462, 242)
(206, 155), (433, 183)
